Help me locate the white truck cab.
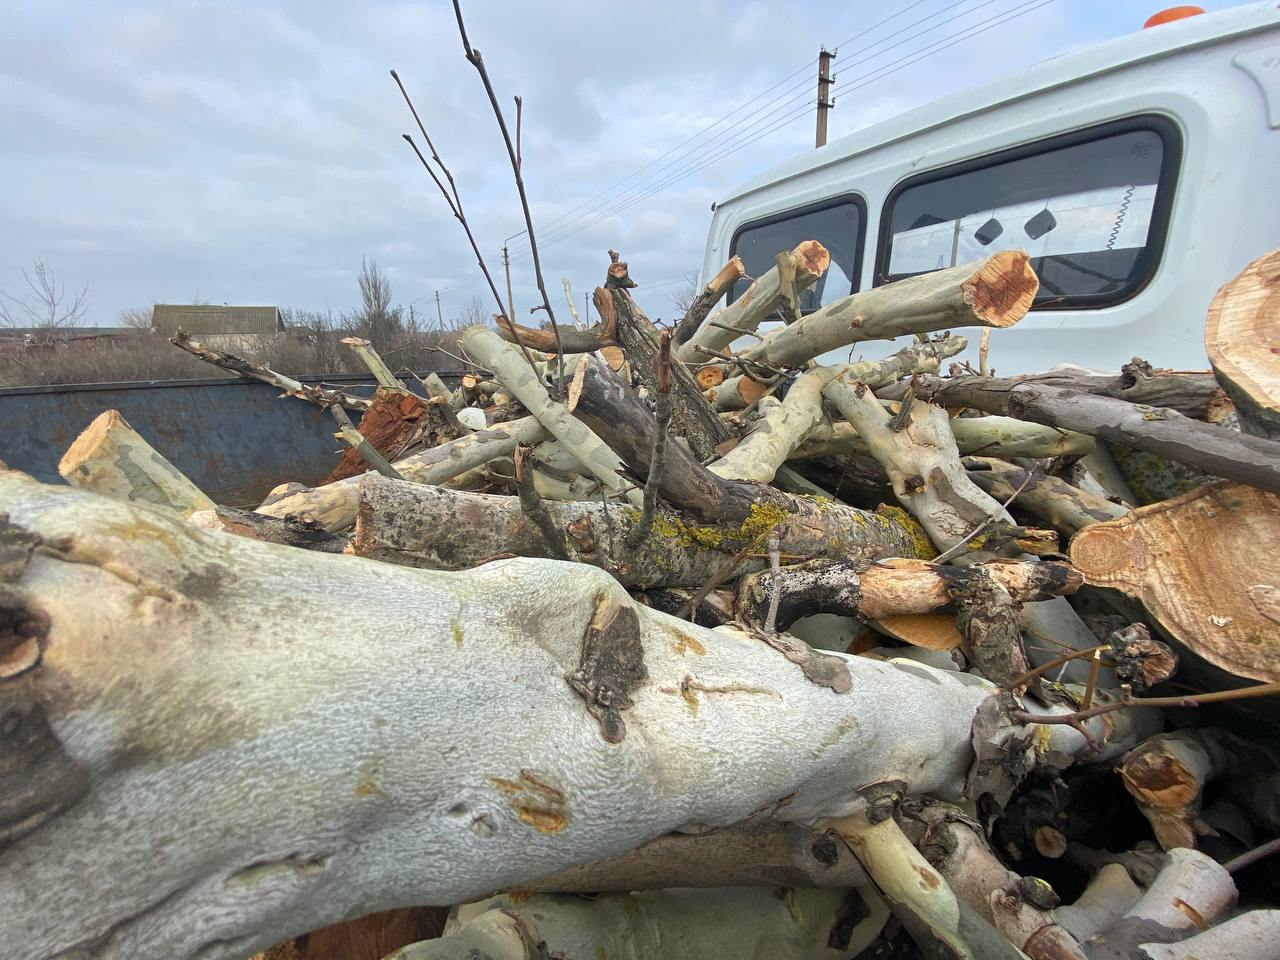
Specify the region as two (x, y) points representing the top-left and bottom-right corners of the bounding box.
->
(699, 3), (1280, 373)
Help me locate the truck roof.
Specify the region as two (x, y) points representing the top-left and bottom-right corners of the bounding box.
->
(716, 1), (1280, 206)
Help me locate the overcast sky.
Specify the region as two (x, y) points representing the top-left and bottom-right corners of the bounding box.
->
(0, 0), (1250, 327)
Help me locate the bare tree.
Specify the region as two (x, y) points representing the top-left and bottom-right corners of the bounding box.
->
(352, 257), (403, 351)
(668, 271), (700, 315)
(118, 306), (154, 330)
(450, 295), (487, 329)
(0, 258), (89, 336)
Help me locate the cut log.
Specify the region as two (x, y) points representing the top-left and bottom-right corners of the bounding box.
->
(796, 415), (1095, 461)
(170, 330), (371, 410)
(341, 337), (407, 392)
(1136, 909), (1280, 960)
(705, 371), (770, 411)
(1052, 864), (1142, 943)
(462, 325), (641, 506)
(709, 335), (967, 484)
(57, 409), (215, 517)
(1069, 481), (1280, 683)
(257, 416), (550, 531)
(737, 250), (1037, 369)
(349, 474), (930, 588)
(1205, 248), (1280, 439)
(391, 886), (887, 960)
(965, 458), (1130, 533)
(883, 359), (1230, 422)
(6, 472), (1137, 960)
(597, 274), (733, 462)
(734, 557), (1082, 632)
(675, 241), (829, 364)
(695, 365), (725, 390)
(916, 374), (1280, 495)
(672, 254), (746, 347)
(496, 312), (615, 354)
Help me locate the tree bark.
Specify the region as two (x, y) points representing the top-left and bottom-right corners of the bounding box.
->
(496, 313), (615, 354)
(737, 250), (1038, 369)
(256, 416), (550, 531)
(1135, 909), (1280, 960)
(1205, 248), (1280, 440)
(672, 255), (746, 347)
(676, 241), (830, 363)
(915, 374), (1280, 495)
(965, 458), (1129, 534)
(349, 475), (930, 588)
(597, 282), (733, 462)
(57, 409), (216, 517)
(10, 472), (1114, 960)
(187, 505), (350, 553)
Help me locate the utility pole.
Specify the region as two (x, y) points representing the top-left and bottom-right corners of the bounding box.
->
(584, 291), (590, 324)
(815, 47), (834, 149)
(435, 290), (445, 337)
(501, 245), (516, 321)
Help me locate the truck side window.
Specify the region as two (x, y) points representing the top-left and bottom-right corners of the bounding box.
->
(727, 196), (864, 312)
(879, 118), (1180, 308)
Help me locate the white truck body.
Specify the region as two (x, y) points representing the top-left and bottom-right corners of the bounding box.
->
(698, 2), (1280, 373)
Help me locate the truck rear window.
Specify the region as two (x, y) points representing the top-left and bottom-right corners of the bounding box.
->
(727, 196), (865, 312)
(878, 117), (1180, 309)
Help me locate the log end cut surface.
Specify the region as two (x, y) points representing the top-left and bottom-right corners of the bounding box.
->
(796, 239), (831, 278)
(961, 250), (1039, 327)
(1205, 247), (1280, 438)
(57, 409), (123, 475)
(1069, 481), (1280, 682)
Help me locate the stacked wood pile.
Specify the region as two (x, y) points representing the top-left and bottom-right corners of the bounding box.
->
(4, 243), (1280, 960)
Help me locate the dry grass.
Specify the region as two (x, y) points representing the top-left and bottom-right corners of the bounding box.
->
(0, 326), (469, 388)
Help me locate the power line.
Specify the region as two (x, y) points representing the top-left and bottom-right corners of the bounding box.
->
(508, 0), (1013, 259)
(514, 0), (1051, 260)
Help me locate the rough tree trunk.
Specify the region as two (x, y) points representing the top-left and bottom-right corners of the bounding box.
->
(1, 473), (1116, 960)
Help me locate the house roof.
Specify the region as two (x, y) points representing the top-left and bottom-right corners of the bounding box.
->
(151, 305), (282, 335)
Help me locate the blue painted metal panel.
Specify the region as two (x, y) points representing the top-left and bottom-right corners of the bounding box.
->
(0, 373), (462, 507)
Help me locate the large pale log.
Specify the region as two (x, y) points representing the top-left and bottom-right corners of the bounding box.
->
(257, 416), (550, 531)
(1069, 482), (1280, 683)
(708, 335), (967, 483)
(676, 241), (830, 363)
(795, 415), (1095, 461)
(349, 475), (928, 588)
(1137, 909), (1280, 960)
(57, 409), (216, 517)
(390, 885), (887, 960)
(1205, 248), (1280, 439)
(1, 474), (1123, 959)
(1052, 864), (1142, 943)
(462, 325), (640, 505)
(672, 254), (747, 347)
(737, 250), (1037, 369)
(170, 330), (372, 410)
(916, 374), (1280, 495)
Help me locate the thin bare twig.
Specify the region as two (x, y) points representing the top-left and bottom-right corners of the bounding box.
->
(626, 331), (672, 549)
(979, 328), (992, 377)
(933, 467), (1037, 564)
(513, 444), (568, 561)
(450, 0), (565, 393)
(676, 524), (778, 623)
(764, 528), (783, 634)
(1011, 680), (1280, 730)
(1081, 647), (1103, 709)
(706, 320), (765, 341)
(1225, 835), (1280, 874)
(692, 345), (788, 378)
(1003, 645), (1111, 691)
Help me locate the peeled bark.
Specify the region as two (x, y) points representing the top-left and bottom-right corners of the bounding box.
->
(57, 409), (215, 517)
(1205, 248), (1280, 440)
(796, 415), (1095, 461)
(257, 416), (550, 531)
(916, 374), (1280, 495)
(738, 250), (1037, 369)
(1, 474), (1121, 960)
(676, 241), (829, 363)
(390, 885), (887, 960)
(965, 458), (1129, 534)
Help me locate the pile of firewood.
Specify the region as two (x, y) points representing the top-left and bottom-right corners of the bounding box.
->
(5, 237), (1279, 960)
